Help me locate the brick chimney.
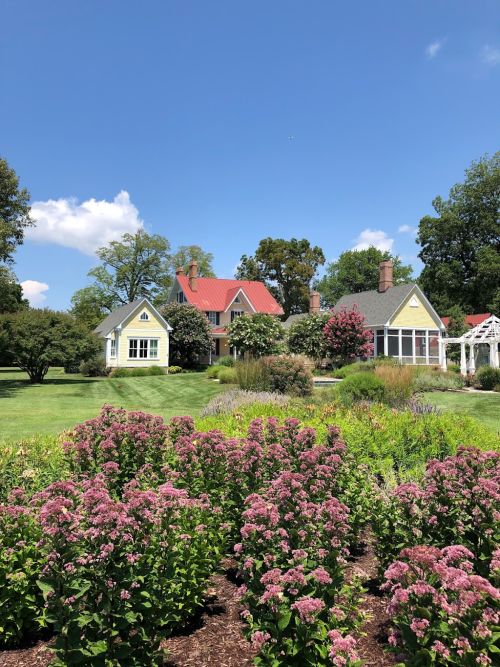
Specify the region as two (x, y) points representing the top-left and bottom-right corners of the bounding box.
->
(188, 260), (198, 292)
(378, 260), (393, 293)
(175, 267), (185, 276)
(309, 291), (320, 314)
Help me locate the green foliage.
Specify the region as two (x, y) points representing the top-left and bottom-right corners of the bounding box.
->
(167, 365), (183, 374)
(70, 285), (114, 331)
(205, 364), (224, 379)
(337, 372), (385, 404)
(0, 157), (33, 263)
(259, 355), (314, 396)
(475, 365), (500, 391)
(316, 247), (413, 307)
(332, 361), (376, 378)
(286, 312), (331, 360)
(227, 312), (284, 357)
(217, 367), (237, 384)
(235, 359), (265, 390)
(418, 152), (500, 313)
(0, 499), (45, 647)
(236, 237), (325, 318)
(110, 366), (166, 378)
(160, 302), (212, 367)
(413, 369), (465, 392)
(170, 245), (215, 277)
(0, 266), (28, 314)
(218, 355), (234, 367)
(79, 355), (109, 377)
(0, 309), (100, 383)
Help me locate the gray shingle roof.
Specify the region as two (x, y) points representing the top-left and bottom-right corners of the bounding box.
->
(94, 299), (145, 337)
(283, 313), (308, 329)
(333, 283), (416, 327)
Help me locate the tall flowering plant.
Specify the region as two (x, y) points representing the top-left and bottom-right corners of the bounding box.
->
(323, 306), (374, 364)
(382, 545), (500, 666)
(36, 475), (225, 666)
(63, 405), (168, 491)
(235, 471), (364, 666)
(0, 489), (45, 647)
(373, 447), (500, 578)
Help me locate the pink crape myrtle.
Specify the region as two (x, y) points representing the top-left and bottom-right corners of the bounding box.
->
(323, 305), (374, 363)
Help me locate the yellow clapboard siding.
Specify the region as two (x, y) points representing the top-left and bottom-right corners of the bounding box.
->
(115, 303), (169, 367)
(390, 293), (438, 328)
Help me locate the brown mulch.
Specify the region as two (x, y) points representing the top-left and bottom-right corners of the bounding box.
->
(0, 545), (398, 666)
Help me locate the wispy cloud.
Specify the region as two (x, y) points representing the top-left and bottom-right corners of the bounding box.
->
(21, 280), (49, 306)
(425, 40), (443, 59)
(28, 191), (143, 256)
(352, 229), (393, 252)
(481, 45), (500, 66)
(398, 224), (417, 236)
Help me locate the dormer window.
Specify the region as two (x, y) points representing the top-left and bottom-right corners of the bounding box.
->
(177, 291), (187, 304)
(140, 311), (149, 321)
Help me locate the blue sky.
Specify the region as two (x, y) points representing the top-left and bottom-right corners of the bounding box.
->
(1, 0), (499, 309)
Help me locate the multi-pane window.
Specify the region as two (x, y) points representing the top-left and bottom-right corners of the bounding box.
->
(110, 339), (116, 358)
(140, 311), (149, 321)
(387, 329), (399, 356)
(128, 339), (159, 359)
(231, 310), (244, 322)
(177, 291), (186, 303)
(376, 330), (385, 356)
(206, 311), (220, 325)
(234, 295), (241, 303)
(375, 328), (441, 364)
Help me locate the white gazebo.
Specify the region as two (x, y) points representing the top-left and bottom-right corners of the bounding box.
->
(441, 315), (500, 375)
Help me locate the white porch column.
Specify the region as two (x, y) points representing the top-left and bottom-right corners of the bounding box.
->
(489, 341), (500, 369)
(468, 343), (475, 374)
(440, 340), (447, 372)
(460, 342), (467, 376)
(383, 326), (388, 356)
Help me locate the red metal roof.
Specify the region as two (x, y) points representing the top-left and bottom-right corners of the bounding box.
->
(176, 275), (284, 315)
(441, 313), (491, 328)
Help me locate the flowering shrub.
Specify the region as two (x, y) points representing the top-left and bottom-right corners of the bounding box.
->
(63, 405), (168, 490)
(0, 490), (45, 647)
(373, 447), (500, 577)
(323, 306), (374, 364)
(259, 355), (314, 397)
(36, 474), (225, 665)
(382, 545), (500, 666)
(235, 470), (364, 665)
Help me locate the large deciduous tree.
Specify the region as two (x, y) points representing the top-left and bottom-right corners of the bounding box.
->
(1, 310), (99, 383)
(316, 248), (413, 307)
(170, 245), (215, 277)
(0, 267), (29, 314)
(227, 313), (284, 357)
(235, 238), (325, 319)
(159, 303), (212, 367)
(70, 286), (115, 331)
(89, 230), (172, 306)
(417, 152), (500, 314)
(323, 306), (373, 365)
(0, 157), (33, 263)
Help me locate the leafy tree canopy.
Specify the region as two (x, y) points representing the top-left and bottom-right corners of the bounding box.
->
(159, 302), (212, 367)
(235, 238), (325, 319)
(316, 247), (413, 307)
(227, 313), (284, 358)
(0, 157), (33, 263)
(170, 245), (215, 277)
(1, 310), (99, 383)
(286, 313), (331, 360)
(417, 152), (500, 314)
(70, 285), (115, 331)
(0, 267), (29, 314)
(323, 306), (373, 364)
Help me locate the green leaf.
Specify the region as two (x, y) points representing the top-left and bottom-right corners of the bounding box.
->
(278, 610), (292, 631)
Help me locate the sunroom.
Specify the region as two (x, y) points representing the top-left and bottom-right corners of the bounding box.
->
(373, 327), (441, 365)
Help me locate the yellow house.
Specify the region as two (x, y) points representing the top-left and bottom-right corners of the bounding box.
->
(334, 261), (446, 365)
(94, 298), (172, 369)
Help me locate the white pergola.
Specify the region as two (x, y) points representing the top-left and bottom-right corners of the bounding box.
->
(441, 315), (500, 375)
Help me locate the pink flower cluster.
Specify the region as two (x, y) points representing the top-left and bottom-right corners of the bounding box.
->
(383, 545), (500, 665)
(323, 305), (374, 361)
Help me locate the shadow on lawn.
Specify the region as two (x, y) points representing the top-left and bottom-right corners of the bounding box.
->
(0, 376), (100, 398)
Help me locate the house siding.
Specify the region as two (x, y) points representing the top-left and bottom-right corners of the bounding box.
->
(390, 294), (439, 328)
(106, 303), (169, 368)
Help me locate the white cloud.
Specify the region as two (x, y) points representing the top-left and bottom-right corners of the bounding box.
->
(398, 224), (417, 235)
(352, 229), (394, 252)
(425, 40), (443, 59)
(27, 191), (143, 256)
(21, 280), (49, 306)
(481, 45), (500, 66)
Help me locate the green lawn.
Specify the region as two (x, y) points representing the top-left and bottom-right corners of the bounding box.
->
(424, 390), (500, 434)
(0, 368), (224, 440)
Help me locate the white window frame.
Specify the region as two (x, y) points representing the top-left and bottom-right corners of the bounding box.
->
(206, 311), (220, 325)
(231, 310), (244, 322)
(177, 291), (187, 304)
(110, 339), (116, 358)
(140, 311), (149, 321)
(128, 337), (160, 360)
